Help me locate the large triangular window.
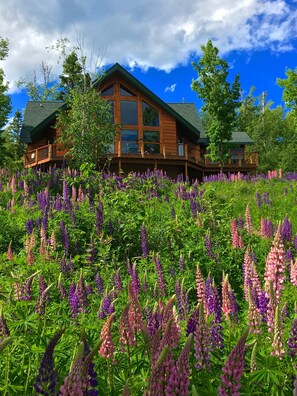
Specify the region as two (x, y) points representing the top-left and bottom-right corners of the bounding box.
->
(120, 85), (136, 97)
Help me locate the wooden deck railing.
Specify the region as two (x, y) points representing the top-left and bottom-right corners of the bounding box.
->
(24, 143), (258, 169)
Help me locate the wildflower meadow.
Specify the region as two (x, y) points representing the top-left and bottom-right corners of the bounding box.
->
(0, 167), (296, 395)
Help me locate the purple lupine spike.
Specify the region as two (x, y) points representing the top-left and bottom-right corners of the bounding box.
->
(76, 273), (88, 313)
(194, 302), (212, 371)
(255, 192), (262, 208)
(34, 329), (64, 395)
(131, 262), (141, 296)
(147, 306), (161, 338)
(186, 307), (199, 336)
(96, 203), (103, 234)
(36, 284), (52, 317)
(60, 255), (68, 273)
(288, 318), (297, 358)
(281, 216), (292, 242)
(26, 219), (34, 235)
(218, 330), (248, 396)
(95, 273), (104, 296)
(98, 294), (114, 319)
(153, 255), (166, 297)
(82, 337), (99, 395)
(170, 206), (176, 219)
(69, 281), (79, 318)
(141, 223), (149, 258)
(176, 334), (193, 396)
(142, 272), (149, 293)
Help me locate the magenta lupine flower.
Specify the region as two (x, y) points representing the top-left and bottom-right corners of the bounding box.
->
(218, 330), (248, 396)
(271, 305), (285, 358)
(176, 333), (193, 396)
(186, 307), (198, 336)
(34, 329), (64, 395)
(99, 313), (115, 359)
(131, 262), (141, 296)
(147, 304), (162, 338)
(196, 264), (205, 305)
(76, 273), (88, 313)
(161, 297), (181, 349)
(59, 342), (89, 395)
(115, 269), (123, 292)
(141, 223), (149, 258)
(222, 274), (233, 321)
(248, 287), (261, 334)
(231, 219), (241, 249)
(290, 259), (297, 287)
(245, 203), (252, 234)
(194, 302), (211, 371)
(128, 283), (143, 334)
(288, 318), (297, 358)
(164, 349), (178, 396)
(119, 303), (136, 352)
(264, 225), (286, 303)
(153, 255), (167, 297)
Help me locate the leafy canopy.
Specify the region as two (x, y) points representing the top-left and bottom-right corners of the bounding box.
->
(191, 40), (241, 167)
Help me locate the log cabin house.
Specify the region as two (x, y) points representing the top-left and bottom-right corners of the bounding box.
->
(20, 63), (257, 179)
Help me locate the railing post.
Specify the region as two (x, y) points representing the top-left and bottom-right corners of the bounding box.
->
(36, 149), (38, 164)
(49, 144), (52, 159)
(162, 144), (166, 159)
(118, 140), (121, 157)
(140, 141), (144, 158)
(185, 144), (188, 160)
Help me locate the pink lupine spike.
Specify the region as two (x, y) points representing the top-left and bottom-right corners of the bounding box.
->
(271, 305), (285, 359)
(245, 203), (252, 234)
(99, 313), (115, 359)
(290, 259), (297, 287)
(196, 264), (205, 305)
(264, 224), (286, 303)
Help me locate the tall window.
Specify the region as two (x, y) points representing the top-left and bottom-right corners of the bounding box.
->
(120, 101), (138, 125)
(121, 129), (138, 153)
(142, 101), (159, 126)
(143, 130), (160, 154)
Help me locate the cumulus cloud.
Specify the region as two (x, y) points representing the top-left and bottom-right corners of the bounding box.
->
(165, 83), (177, 93)
(0, 0), (296, 91)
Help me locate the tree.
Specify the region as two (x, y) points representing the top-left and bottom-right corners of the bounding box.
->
(191, 40), (241, 169)
(3, 110), (26, 171)
(56, 49), (116, 169)
(0, 37), (12, 167)
(17, 61), (59, 101)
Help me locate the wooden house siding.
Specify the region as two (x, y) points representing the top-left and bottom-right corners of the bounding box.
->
(161, 111), (177, 156)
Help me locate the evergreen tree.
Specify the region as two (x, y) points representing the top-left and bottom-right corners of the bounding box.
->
(191, 40), (241, 170)
(3, 110), (26, 171)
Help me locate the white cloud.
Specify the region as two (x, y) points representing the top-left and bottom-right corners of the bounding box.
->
(165, 83), (177, 93)
(0, 0), (296, 92)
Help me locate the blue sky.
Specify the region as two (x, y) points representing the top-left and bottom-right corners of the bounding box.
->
(1, 0), (297, 120)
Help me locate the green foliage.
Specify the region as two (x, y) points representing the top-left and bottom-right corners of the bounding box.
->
(192, 40), (241, 168)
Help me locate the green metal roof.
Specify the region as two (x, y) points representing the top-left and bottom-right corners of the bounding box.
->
(20, 101), (65, 143)
(167, 103), (205, 135)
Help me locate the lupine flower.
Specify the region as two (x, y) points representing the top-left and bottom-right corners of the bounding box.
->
(59, 342), (89, 395)
(142, 271), (149, 293)
(290, 259), (297, 287)
(218, 330), (248, 396)
(115, 269), (123, 292)
(186, 307), (198, 336)
(267, 282), (277, 333)
(69, 281), (79, 318)
(271, 305), (285, 359)
(97, 293), (114, 319)
(128, 283), (143, 334)
(250, 341), (258, 372)
(259, 290), (269, 323)
(35, 284), (52, 316)
(153, 255), (166, 297)
(179, 254), (185, 271)
(119, 303), (136, 351)
(95, 273), (104, 296)
(196, 264), (205, 305)
(34, 329), (64, 395)
(99, 313), (115, 359)
(281, 216), (292, 242)
(7, 242), (14, 261)
(175, 333), (193, 396)
(76, 273), (88, 313)
(0, 309), (10, 341)
(245, 203), (252, 234)
(288, 318), (297, 358)
(248, 287), (261, 334)
(141, 223), (149, 258)
(264, 225), (286, 303)
(194, 302), (211, 371)
(222, 273), (236, 321)
(82, 337), (99, 396)
(131, 262), (141, 296)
